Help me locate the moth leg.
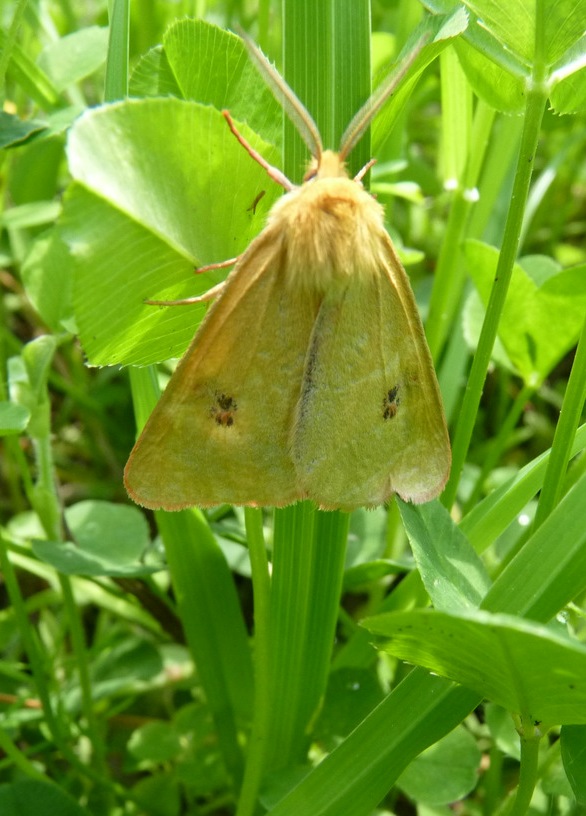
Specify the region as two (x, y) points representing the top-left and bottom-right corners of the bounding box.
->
(145, 256), (241, 307)
(195, 257), (239, 274)
(222, 110), (296, 192)
(145, 280), (227, 306)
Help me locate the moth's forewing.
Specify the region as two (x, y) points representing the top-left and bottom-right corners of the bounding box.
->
(124, 229), (317, 509)
(290, 184), (450, 509)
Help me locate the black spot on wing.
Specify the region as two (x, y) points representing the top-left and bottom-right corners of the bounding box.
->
(382, 385), (400, 420)
(211, 392), (237, 427)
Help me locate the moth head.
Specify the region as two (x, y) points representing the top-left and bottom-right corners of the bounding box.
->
(303, 150), (348, 183)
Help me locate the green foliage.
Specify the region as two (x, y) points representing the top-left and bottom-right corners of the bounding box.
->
(365, 606), (586, 724)
(465, 244), (586, 386)
(65, 97), (279, 366)
(2, 1), (586, 816)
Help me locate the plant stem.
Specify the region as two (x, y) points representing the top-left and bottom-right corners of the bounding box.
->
(507, 717), (541, 816)
(426, 97), (496, 360)
(236, 508), (272, 816)
(533, 312), (586, 528)
(442, 82), (548, 508)
(463, 381), (534, 512)
(0, 726), (47, 781)
(249, 0), (365, 783)
(0, 534), (117, 792)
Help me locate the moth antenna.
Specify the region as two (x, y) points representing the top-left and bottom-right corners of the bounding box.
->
(338, 32), (430, 162)
(223, 111), (294, 191)
(239, 28), (324, 162)
(354, 158), (377, 184)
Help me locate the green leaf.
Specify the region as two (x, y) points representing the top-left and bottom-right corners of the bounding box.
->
(423, 0), (529, 112)
(424, 0), (586, 113)
(128, 19), (282, 147)
(467, 0), (536, 65)
(0, 28), (60, 109)
(364, 607), (586, 725)
(31, 500), (159, 577)
(266, 506), (349, 770)
(267, 672), (479, 816)
(7, 338), (57, 440)
(162, 19), (282, 147)
(37, 26), (108, 92)
(460, 424), (586, 553)
(560, 724), (586, 804)
(22, 335), (58, 403)
(485, 702), (521, 759)
(21, 230), (76, 332)
(0, 111), (47, 148)
(127, 720), (183, 762)
(397, 725), (481, 805)
(83, 637), (164, 703)
(399, 500), (491, 610)
(155, 509), (254, 768)
(0, 201), (61, 228)
(0, 402), (30, 435)
(343, 558), (411, 589)
(465, 0), (586, 67)
(315, 667), (385, 743)
(7, 132), (64, 204)
(343, 507), (405, 589)
(62, 98), (280, 366)
(481, 468), (586, 621)
(465, 241), (586, 385)
(550, 39), (586, 115)
(0, 779), (89, 816)
(270, 379), (586, 815)
(453, 37), (526, 113)
(131, 774), (181, 816)
(130, 45), (181, 97)
(551, 67), (586, 115)
(170, 704), (229, 796)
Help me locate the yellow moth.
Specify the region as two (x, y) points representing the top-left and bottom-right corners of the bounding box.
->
(124, 34), (451, 511)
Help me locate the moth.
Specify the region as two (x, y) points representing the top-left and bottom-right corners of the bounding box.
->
(124, 33), (451, 511)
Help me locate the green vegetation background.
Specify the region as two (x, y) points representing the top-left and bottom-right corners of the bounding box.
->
(1, 1), (586, 815)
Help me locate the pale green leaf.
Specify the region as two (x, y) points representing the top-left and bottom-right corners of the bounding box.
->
(465, 241), (586, 385)
(164, 19), (282, 147)
(0, 779), (88, 816)
(129, 19), (282, 147)
(365, 607), (586, 724)
(561, 724), (586, 804)
(37, 26), (108, 92)
(21, 230), (75, 332)
(32, 500), (159, 577)
(397, 726), (481, 805)
(0, 111), (46, 147)
(63, 98), (280, 366)
(0, 401), (30, 435)
(399, 500), (491, 611)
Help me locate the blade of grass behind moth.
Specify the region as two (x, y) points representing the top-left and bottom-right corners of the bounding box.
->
(239, 27), (323, 161)
(259, 0), (371, 779)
